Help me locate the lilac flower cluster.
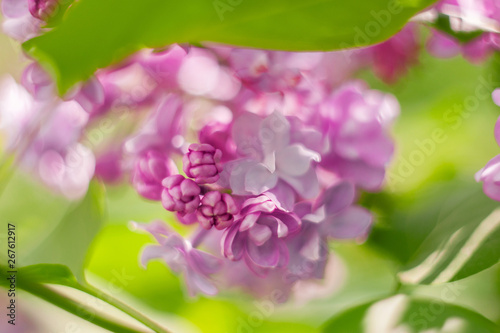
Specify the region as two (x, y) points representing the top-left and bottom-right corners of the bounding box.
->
(110, 49), (398, 298)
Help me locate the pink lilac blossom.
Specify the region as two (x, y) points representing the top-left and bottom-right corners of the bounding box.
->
(365, 23), (420, 84)
(221, 111), (321, 199)
(316, 81), (399, 191)
(0, 76), (96, 199)
(222, 194), (301, 273)
(1, 0), (42, 41)
(132, 220), (222, 296)
(1, 19), (402, 297)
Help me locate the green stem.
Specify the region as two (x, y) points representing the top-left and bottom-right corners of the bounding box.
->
(81, 282), (171, 333)
(20, 282), (148, 333)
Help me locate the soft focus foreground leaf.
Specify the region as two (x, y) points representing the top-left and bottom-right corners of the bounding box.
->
(322, 295), (500, 333)
(17, 264), (80, 288)
(0, 171), (70, 263)
(21, 180), (106, 281)
(366, 183), (500, 285)
(399, 205), (500, 285)
(23, 0), (438, 94)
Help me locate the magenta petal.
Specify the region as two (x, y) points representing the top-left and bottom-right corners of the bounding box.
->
(293, 202), (313, 219)
(494, 115), (500, 146)
(180, 178), (201, 196)
(222, 222), (245, 261)
(323, 206), (373, 239)
(482, 180), (500, 202)
(222, 193), (239, 214)
(476, 155), (500, 201)
(232, 112), (264, 158)
(240, 213), (260, 231)
(332, 158), (386, 191)
(277, 239), (289, 267)
(275, 143), (320, 177)
(246, 237), (280, 268)
(244, 163), (278, 195)
(462, 37), (492, 64)
(266, 180), (295, 211)
(243, 255), (269, 278)
(162, 174), (184, 188)
(248, 224), (272, 246)
(492, 90), (500, 108)
(299, 231), (322, 261)
(161, 190), (175, 209)
(185, 268), (218, 296)
(260, 111), (291, 156)
(426, 31), (460, 59)
(202, 190), (221, 206)
(273, 211), (301, 235)
(140, 245), (165, 268)
(2, 0), (29, 18)
(189, 249), (223, 275)
(319, 181), (356, 215)
(242, 196), (276, 215)
(279, 166), (319, 199)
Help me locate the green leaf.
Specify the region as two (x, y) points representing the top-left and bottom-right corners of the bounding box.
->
(322, 295), (500, 333)
(22, 181), (106, 281)
(396, 188), (500, 285)
(365, 181), (500, 285)
(23, 0), (439, 94)
(16, 264), (80, 288)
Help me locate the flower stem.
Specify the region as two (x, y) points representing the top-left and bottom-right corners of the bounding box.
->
(81, 282), (171, 333)
(20, 282), (147, 333)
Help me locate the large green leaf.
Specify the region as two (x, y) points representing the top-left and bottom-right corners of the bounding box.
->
(21, 181), (106, 281)
(322, 295), (500, 333)
(396, 187), (500, 285)
(365, 181), (500, 285)
(23, 0), (438, 94)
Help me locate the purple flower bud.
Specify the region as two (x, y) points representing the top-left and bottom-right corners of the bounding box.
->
(183, 143), (222, 184)
(162, 174), (201, 214)
(196, 191), (239, 230)
(132, 150), (178, 201)
(28, 0), (58, 21)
